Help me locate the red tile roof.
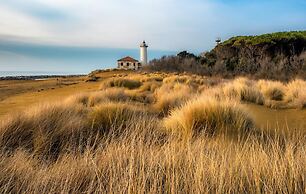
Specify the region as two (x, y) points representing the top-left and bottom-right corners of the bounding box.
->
(117, 56), (139, 62)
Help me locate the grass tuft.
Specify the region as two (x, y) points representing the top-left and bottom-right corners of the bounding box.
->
(285, 79), (306, 108)
(154, 83), (194, 115)
(164, 97), (255, 139)
(100, 78), (142, 90)
(257, 80), (285, 101)
(222, 78), (264, 104)
(88, 102), (144, 135)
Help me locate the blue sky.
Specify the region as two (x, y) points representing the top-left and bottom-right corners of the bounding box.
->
(0, 0), (306, 73)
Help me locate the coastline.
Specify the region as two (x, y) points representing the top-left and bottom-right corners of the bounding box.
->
(0, 74), (86, 81)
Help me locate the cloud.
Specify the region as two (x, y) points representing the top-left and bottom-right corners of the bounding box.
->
(0, 5), (49, 38)
(0, 0), (305, 51)
(1, 0), (306, 73)
(5, 0), (69, 21)
(0, 0), (218, 50)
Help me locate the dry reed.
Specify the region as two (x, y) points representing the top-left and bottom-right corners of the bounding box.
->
(0, 73), (305, 193)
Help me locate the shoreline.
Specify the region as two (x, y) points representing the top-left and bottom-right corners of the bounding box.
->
(0, 74), (86, 81)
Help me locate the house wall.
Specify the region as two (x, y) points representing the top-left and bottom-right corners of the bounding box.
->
(117, 61), (141, 70)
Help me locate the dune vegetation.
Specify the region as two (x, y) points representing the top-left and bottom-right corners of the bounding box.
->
(0, 72), (305, 193)
(147, 31), (306, 80)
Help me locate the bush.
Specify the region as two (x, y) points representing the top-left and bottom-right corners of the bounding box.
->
(144, 31), (306, 80)
(144, 56), (208, 75)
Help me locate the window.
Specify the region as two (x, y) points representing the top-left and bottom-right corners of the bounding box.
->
(133, 63), (135, 66)
(121, 63), (123, 66)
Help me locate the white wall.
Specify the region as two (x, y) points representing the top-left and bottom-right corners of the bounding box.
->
(140, 46), (148, 65)
(117, 61), (141, 70)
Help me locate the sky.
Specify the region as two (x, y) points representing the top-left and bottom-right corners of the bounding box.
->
(0, 0), (306, 74)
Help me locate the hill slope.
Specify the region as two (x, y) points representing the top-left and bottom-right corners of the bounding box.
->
(147, 31), (306, 80)
(210, 31), (306, 79)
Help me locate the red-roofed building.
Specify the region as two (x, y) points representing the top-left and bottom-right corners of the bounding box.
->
(117, 56), (142, 70)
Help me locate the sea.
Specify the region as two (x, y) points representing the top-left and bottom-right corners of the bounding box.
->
(0, 71), (85, 77)
(0, 41), (176, 77)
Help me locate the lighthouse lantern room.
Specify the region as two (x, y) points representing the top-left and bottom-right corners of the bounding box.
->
(140, 41), (148, 65)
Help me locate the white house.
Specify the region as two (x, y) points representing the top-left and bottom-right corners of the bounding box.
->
(117, 41), (148, 70)
(117, 56), (141, 70)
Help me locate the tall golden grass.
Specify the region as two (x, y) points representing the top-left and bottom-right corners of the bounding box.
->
(220, 77), (264, 104)
(0, 73), (305, 193)
(285, 79), (306, 108)
(205, 77), (306, 109)
(100, 77), (142, 90)
(163, 96), (254, 139)
(153, 83), (195, 115)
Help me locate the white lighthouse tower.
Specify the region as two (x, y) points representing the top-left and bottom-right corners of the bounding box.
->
(140, 41), (148, 65)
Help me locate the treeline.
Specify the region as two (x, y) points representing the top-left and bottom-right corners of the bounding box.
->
(144, 31), (306, 80)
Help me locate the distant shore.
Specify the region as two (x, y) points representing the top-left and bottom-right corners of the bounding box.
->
(0, 74), (86, 81)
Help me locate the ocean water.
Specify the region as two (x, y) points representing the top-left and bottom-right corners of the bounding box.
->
(0, 41), (176, 77)
(0, 71), (84, 77)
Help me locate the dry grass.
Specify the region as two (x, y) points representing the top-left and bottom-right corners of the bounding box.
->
(0, 123), (305, 193)
(221, 78), (265, 104)
(256, 79), (306, 109)
(137, 81), (161, 93)
(163, 74), (207, 88)
(153, 83), (195, 115)
(0, 72), (305, 193)
(202, 77), (306, 109)
(100, 78), (142, 90)
(285, 79), (306, 108)
(65, 88), (142, 107)
(88, 102), (145, 135)
(163, 96), (254, 139)
(257, 80), (285, 101)
(0, 102), (88, 158)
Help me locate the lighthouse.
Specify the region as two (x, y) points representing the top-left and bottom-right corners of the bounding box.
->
(140, 41), (148, 65)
